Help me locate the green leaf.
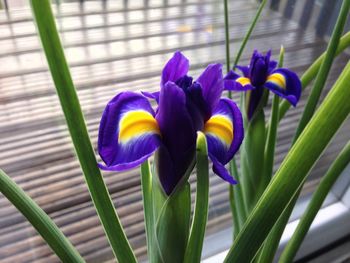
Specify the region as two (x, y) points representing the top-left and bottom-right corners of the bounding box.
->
(184, 132), (209, 263)
(224, 61), (350, 263)
(230, 161), (247, 238)
(293, 0), (350, 140)
(259, 2), (350, 259)
(141, 160), (159, 263)
(279, 141), (350, 263)
(278, 31), (350, 123)
(30, 1), (136, 262)
(262, 47), (284, 189)
(156, 182), (191, 263)
(0, 169), (84, 263)
(241, 110), (266, 212)
(257, 65), (350, 263)
(223, 0), (231, 73)
(232, 0), (267, 69)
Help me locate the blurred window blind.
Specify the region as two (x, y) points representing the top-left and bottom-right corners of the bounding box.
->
(0, 0), (349, 262)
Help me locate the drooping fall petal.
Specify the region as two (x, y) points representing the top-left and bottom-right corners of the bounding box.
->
(204, 98), (243, 183)
(98, 92), (161, 171)
(265, 68), (302, 106)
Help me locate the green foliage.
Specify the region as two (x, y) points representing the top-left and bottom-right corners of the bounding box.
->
(279, 142), (350, 263)
(225, 61), (350, 262)
(141, 160), (159, 263)
(0, 170), (84, 263)
(30, 1), (136, 261)
(294, 0), (350, 140)
(156, 183), (191, 263)
(278, 31), (350, 122)
(184, 132), (210, 263)
(241, 110), (266, 212)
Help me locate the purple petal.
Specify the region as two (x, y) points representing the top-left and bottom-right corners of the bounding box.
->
(175, 75), (193, 91)
(246, 88), (264, 120)
(224, 70), (254, 91)
(204, 99), (244, 165)
(141, 91), (160, 103)
(98, 92), (161, 171)
(161, 51), (189, 87)
(224, 70), (241, 81)
(249, 50), (272, 86)
(264, 68), (301, 106)
(196, 63), (224, 112)
(210, 154), (237, 184)
(236, 65), (250, 77)
(187, 82), (211, 129)
(155, 82), (196, 194)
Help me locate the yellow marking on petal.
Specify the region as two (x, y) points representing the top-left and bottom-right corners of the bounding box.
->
(204, 115), (234, 146)
(267, 73), (286, 89)
(119, 110), (160, 143)
(236, 77), (251, 87)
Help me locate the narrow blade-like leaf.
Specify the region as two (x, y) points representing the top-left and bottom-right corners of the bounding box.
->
(0, 169), (84, 263)
(224, 61), (350, 262)
(30, 1), (136, 261)
(279, 141), (350, 263)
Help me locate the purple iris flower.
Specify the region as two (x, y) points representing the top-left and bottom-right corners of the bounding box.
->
(98, 51), (244, 195)
(224, 50), (301, 119)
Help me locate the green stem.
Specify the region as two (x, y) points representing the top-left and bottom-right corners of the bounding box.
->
(277, 31), (350, 123)
(224, 61), (350, 263)
(279, 142), (350, 263)
(0, 169), (84, 263)
(230, 160), (247, 238)
(261, 47), (284, 190)
(223, 0), (245, 236)
(224, 0), (231, 74)
(141, 160), (158, 263)
(184, 132), (210, 263)
(294, 0), (350, 140)
(232, 0), (267, 69)
(30, 1), (136, 262)
(230, 185), (240, 239)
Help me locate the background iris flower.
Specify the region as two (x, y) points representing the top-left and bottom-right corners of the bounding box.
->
(98, 51), (244, 195)
(224, 50), (301, 119)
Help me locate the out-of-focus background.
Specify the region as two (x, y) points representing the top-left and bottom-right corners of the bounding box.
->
(0, 0), (350, 262)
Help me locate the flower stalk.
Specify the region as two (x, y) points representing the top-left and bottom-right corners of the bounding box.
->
(184, 132), (210, 263)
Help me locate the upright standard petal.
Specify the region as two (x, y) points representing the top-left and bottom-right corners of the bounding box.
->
(98, 92), (161, 171)
(196, 63), (224, 112)
(161, 51), (189, 87)
(156, 82), (196, 194)
(264, 68), (301, 106)
(204, 99), (243, 183)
